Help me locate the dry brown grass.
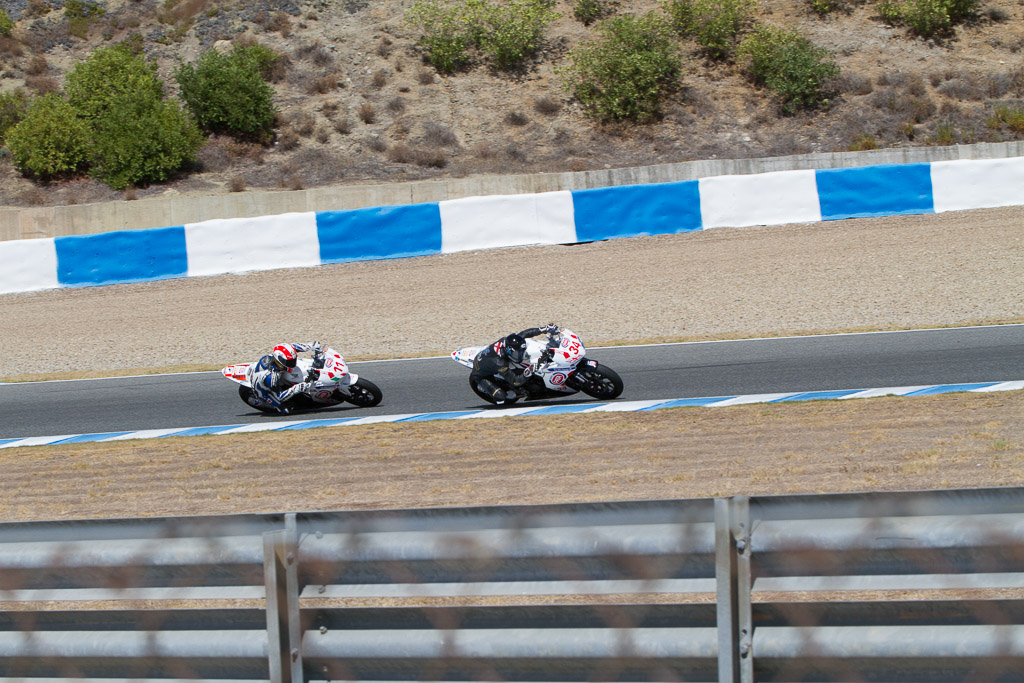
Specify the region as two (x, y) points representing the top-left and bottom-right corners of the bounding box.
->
(1, 391), (1020, 523)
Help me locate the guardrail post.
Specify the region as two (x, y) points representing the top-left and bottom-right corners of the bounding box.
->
(264, 513), (302, 683)
(716, 496), (753, 683)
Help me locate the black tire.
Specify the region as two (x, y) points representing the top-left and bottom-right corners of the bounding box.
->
(574, 364), (623, 400)
(470, 377), (519, 406)
(343, 377), (383, 407)
(238, 384), (278, 414)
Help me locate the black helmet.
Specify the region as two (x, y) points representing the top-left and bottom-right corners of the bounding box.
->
(504, 334), (527, 363)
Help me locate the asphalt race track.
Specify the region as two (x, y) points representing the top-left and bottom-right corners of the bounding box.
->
(2, 325), (1022, 440)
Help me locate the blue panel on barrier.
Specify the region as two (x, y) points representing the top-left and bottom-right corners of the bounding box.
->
(572, 181), (702, 242)
(816, 163), (934, 220)
(317, 203), (443, 263)
(55, 226), (188, 286)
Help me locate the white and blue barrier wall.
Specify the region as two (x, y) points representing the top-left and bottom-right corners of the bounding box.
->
(3, 157), (1023, 295)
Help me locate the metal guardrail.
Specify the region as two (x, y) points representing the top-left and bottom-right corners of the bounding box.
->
(1, 488), (1022, 681)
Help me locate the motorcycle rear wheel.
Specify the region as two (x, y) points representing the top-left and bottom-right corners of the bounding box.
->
(574, 364), (624, 400)
(342, 377), (383, 407)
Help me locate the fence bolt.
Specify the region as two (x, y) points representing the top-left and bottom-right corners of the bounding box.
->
(736, 538), (747, 552)
(286, 552), (295, 564)
(291, 648), (300, 661)
(740, 642), (750, 658)
(318, 584), (327, 594)
(316, 530), (323, 539)
(320, 625), (328, 634)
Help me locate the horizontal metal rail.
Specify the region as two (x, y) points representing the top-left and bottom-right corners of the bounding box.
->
(0, 488), (1020, 681)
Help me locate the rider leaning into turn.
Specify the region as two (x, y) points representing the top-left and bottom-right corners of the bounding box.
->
(247, 342), (324, 413)
(470, 324), (560, 405)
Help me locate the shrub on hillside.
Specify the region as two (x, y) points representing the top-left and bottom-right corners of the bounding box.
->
(231, 41), (287, 82)
(561, 13), (681, 122)
(88, 91), (203, 189)
(573, 0), (614, 26)
(175, 46), (277, 142)
(405, 0), (472, 72)
(406, 0), (559, 72)
(0, 9), (14, 37)
(738, 25), (839, 114)
(6, 94), (91, 179)
(664, 0), (754, 60)
(65, 43), (164, 122)
(875, 0), (979, 38)
(0, 89), (28, 143)
(478, 0), (559, 69)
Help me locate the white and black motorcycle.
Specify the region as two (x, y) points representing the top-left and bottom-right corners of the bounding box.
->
(452, 328), (623, 405)
(222, 346), (382, 413)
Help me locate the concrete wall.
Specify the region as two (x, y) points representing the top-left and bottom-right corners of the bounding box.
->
(3, 141), (1024, 241)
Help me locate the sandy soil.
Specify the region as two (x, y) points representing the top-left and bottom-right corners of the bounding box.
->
(2, 206), (1023, 380)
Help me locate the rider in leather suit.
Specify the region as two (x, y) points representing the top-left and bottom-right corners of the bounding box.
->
(246, 341), (324, 413)
(470, 325), (559, 405)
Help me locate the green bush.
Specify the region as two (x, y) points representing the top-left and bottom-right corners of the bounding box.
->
(0, 89), (28, 143)
(65, 0), (105, 20)
(6, 94), (91, 179)
(175, 46), (277, 141)
(989, 104), (1024, 133)
(478, 0), (559, 69)
(65, 0), (105, 38)
(738, 25), (839, 114)
(88, 91), (203, 189)
(875, 0), (979, 37)
(808, 0), (842, 15)
(406, 0), (559, 72)
(875, 0), (903, 23)
(561, 13), (681, 122)
(664, 0), (753, 59)
(0, 9), (14, 37)
(65, 44), (164, 121)
(573, 0), (613, 26)
(405, 0), (470, 72)
(231, 42), (286, 81)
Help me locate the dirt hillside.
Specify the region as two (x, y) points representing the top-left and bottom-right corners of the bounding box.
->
(2, 0), (1024, 207)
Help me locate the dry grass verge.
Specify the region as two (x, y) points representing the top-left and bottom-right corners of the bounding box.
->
(1, 391), (1020, 523)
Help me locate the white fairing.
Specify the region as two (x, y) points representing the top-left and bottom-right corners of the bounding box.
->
(221, 346), (355, 405)
(451, 329), (588, 394)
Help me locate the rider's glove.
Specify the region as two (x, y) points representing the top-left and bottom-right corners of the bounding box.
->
(311, 340), (323, 354)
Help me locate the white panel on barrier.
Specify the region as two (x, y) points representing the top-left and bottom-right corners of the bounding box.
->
(931, 157), (1024, 213)
(184, 212), (320, 277)
(0, 237), (58, 295)
(699, 169), (821, 229)
(439, 191), (576, 254)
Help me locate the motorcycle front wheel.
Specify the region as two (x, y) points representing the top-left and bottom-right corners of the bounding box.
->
(341, 377), (383, 407)
(573, 364), (624, 400)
